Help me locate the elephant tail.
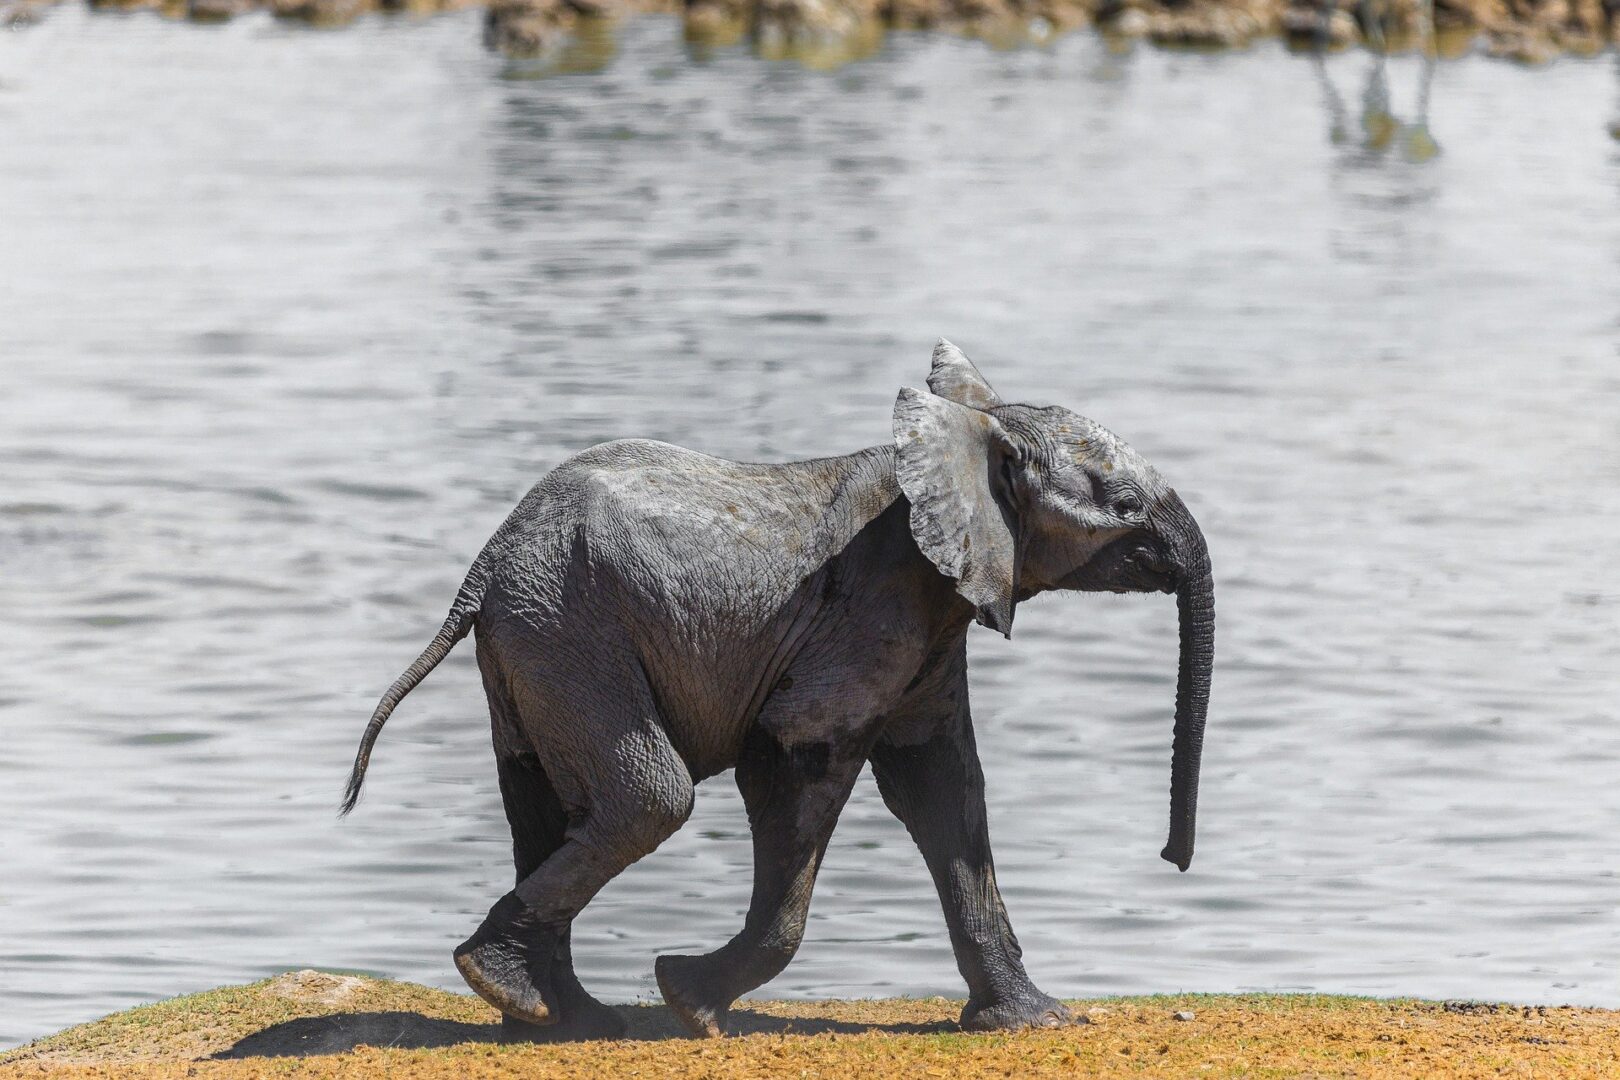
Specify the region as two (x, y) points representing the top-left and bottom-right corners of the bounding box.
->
(339, 575), (484, 816)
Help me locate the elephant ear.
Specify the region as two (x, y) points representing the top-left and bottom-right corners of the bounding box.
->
(926, 338), (1004, 411)
(893, 387), (1020, 637)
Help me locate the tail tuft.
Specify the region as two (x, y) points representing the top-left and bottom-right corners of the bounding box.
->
(339, 761), (368, 817)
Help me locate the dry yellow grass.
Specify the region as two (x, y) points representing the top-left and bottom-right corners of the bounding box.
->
(4, 971), (1617, 1079)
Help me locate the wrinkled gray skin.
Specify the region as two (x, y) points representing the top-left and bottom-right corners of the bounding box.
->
(342, 341), (1214, 1041)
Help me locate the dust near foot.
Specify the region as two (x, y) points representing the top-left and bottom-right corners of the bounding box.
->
(5, 973), (1619, 1079)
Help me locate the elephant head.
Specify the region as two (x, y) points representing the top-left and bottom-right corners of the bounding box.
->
(893, 340), (1214, 872)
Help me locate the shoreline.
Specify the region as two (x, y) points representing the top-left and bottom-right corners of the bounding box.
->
(4, 0), (1618, 66)
(4, 971), (1618, 1078)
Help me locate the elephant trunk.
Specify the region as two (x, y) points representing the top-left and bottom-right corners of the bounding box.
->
(1159, 497), (1213, 872)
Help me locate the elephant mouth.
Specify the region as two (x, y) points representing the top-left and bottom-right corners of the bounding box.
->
(1062, 537), (1177, 595)
(1116, 545), (1177, 593)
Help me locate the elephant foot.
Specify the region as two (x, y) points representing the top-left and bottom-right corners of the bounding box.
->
(654, 953), (733, 1038)
(960, 990), (1074, 1032)
(453, 891), (561, 1027)
(499, 998), (626, 1043)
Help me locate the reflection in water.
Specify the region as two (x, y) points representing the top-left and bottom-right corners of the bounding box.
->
(1612, 53), (1620, 142)
(500, 15), (623, 78)
(1408, 0), (1437, 157)
(752, 18), (887, 70)
(2, 7), (1620, 1051)
(1308, 0), (1438, 159)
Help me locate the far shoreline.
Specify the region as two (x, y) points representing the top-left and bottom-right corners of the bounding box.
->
(4, 0), (1617, 67)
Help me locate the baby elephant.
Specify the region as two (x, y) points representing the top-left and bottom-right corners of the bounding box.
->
(342, 340), (1214, 1040)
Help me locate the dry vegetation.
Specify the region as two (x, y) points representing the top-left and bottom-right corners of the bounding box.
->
(4, 971), (1619, 1080)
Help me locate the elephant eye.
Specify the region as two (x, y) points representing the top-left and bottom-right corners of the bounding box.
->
(1116, 491), (1143, 516)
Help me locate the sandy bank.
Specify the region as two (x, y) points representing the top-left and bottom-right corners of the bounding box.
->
(3, 970), (1617, 1078)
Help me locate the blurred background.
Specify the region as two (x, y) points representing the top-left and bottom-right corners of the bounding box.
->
(2, 9), (1619, 1051)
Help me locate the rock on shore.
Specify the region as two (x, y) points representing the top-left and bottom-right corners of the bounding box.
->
(3, 971), (1618, 1079)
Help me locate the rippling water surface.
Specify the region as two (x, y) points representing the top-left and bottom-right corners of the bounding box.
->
(3, 9), (1619, 1048)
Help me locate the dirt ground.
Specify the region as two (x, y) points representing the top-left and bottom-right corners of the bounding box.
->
(4, 970), (1618, 1079)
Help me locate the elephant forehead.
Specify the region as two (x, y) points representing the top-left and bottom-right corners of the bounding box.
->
(1042, 410), (1115, 454)
(1047, 411), (1162, 489)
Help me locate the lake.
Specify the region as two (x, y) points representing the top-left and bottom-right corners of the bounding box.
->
(2, 7), (1618, 1049)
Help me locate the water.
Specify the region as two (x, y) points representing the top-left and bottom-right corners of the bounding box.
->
(3, 8), (1619, 1050)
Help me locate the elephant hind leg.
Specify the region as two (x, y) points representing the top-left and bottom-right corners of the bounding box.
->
(492, 752), (627, 1043)
(458, 641), (693, 1029)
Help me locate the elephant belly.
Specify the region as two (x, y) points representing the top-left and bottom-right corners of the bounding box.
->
(634, 636), (787, 782)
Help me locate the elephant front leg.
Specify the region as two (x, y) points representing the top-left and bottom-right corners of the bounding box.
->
(869, 712), (1073, 1033)
(655, 725), (870, 1038)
